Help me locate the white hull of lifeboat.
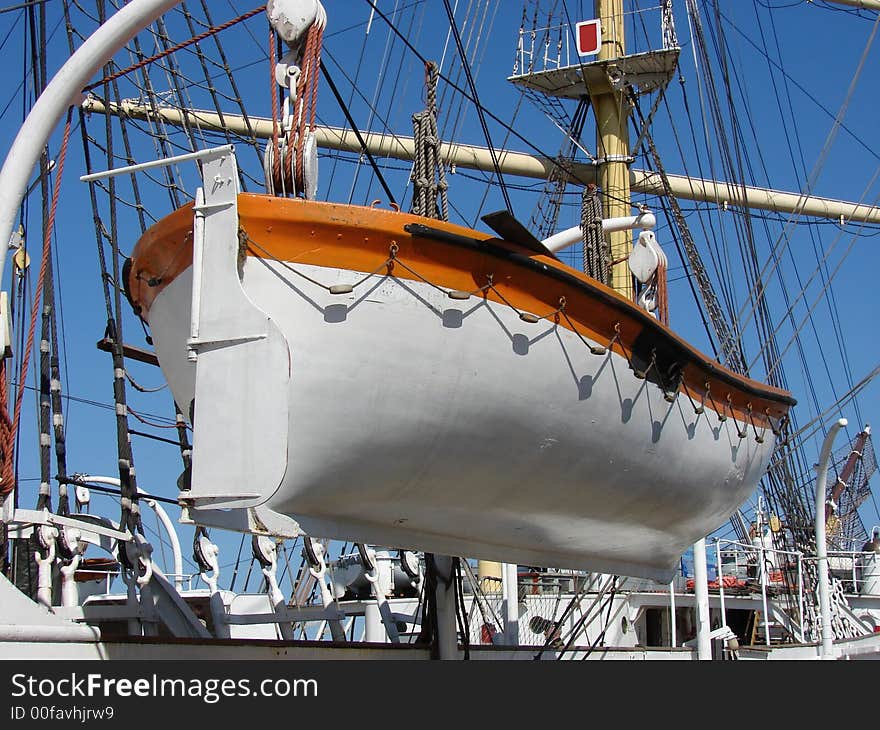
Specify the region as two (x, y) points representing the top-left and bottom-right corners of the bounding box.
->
(147, 255), (774, 582)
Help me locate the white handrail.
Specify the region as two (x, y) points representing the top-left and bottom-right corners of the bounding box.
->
(815, 418), (848, 659)
(79, 475), (184, 592)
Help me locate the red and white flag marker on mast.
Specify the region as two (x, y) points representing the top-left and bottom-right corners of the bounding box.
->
(575, 19), (602, 56)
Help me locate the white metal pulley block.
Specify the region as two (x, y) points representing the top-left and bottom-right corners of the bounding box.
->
(303, 132), (318, 200)
(274, 59), (301, 91)
(196, 533), (219, 572)
(267, 0), (320, 47)
(400, 550), (420, 581)
(60, 525), (84, 557)
(75, 484), (91, 507)
(255, 534), (278, 566)
(629, 230), (660, 284)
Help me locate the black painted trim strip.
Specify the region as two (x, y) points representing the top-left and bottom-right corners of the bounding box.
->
(404, 222), (796, 407)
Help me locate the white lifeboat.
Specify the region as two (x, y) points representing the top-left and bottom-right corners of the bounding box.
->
(127, 178), (794, 582)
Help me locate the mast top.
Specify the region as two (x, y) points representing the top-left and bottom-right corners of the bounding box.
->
(509, 3), (678, 100)
(508, 47), (679, 100)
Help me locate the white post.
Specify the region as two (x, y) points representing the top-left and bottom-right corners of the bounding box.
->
(81, 97), (880, 227)
(824, 0), (880, 11)
(306, 541), (346, 642)
(60, 552), (83, 607)
(364, 551), (400, 643)
(81, 475), (183, 591)
(189, 189), (206, 362)
(797, 553), (805, 643)
(502, 562), (519, 646)
(815, 418), (848, 659)
(715, 539), (727, 631)
(34, 527), (57, 608)
(693, 538), (712, 660)
(758, 538), (771, 646)
(541, 212), (657, 254)
(364, 602), (384, 643)
(668, 580), (676, 647)
(314, 576), (346, 643)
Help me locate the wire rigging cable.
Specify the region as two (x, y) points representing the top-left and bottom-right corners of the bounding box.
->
(441, 0), (511, 212)
(734, 10), (880, 340)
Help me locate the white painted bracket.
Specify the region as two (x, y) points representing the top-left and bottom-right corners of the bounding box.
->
(183, 149), (291, 512)
(180, 503), (301, 538)
(10, 508), (131, 542)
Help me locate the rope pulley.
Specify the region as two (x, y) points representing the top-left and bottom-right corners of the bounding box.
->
(264, 0), (326, 198)
(399, 549), (420, 581)
(302, 535), (321, 569)
(252, 534), (278, 569)
(192, 526), (216, 574)
(356, 543), (376, 574)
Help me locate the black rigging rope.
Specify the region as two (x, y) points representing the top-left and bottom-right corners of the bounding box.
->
(320, 60), (397, 206)
(361, 0), (633, 210)
(95, 0), (142, 567)
(440, 0), (511, 212)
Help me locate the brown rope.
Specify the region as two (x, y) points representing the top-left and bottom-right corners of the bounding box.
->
(0, 360), (14, 495)
(291, 25), (315, 190)
(307, 27), (324, 132)
(656, 255), (669, 326)
(269, 26), (282, 191)
(84, 5), (267, 92)
(1, 111), (73, 497)
(411, 61), (448, 220)
(293, 22), (323, 194)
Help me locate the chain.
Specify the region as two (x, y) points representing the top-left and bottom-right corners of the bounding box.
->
(643, 130), (748, 374)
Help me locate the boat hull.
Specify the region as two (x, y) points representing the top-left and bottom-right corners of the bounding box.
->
(132, 196), (792, 581)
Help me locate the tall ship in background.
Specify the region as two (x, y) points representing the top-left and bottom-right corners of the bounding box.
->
(0, 0), (878, 659)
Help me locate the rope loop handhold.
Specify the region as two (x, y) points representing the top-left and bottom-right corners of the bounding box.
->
(725, 394), (747, 439)
(767, 408), (781, 437)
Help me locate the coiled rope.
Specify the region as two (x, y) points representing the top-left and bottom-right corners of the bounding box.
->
(411, 61), (448, 221)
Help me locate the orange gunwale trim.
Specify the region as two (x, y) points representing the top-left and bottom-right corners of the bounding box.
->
(128, 194), (795, 430)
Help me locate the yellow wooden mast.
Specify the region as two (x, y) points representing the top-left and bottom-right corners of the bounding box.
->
(594, 0), (633, 298)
